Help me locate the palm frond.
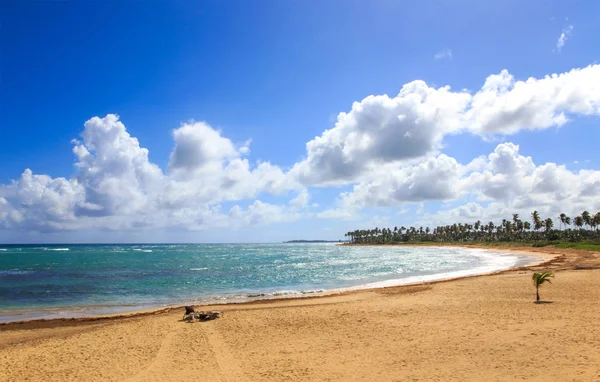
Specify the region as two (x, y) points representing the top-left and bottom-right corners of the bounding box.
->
(532, 271), (554, 287)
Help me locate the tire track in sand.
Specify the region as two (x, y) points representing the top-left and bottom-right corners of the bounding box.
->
(201, 321), (247, 382)
(125, 321), (226, 381)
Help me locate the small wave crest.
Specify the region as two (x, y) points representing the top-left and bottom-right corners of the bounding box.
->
(208, 289), (328, 302)
(44, 248), (69, 251)
(0, 248), (7, 251)
(190, 267), (208, 271)
(133, 249), (153, 253)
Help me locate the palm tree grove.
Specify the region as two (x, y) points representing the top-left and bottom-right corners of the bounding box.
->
(345, 211), (600, 249)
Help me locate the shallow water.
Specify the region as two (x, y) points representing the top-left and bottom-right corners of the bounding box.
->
(0, 243), (537, 322)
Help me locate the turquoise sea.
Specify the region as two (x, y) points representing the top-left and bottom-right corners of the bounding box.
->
(0, 243), (537, 323)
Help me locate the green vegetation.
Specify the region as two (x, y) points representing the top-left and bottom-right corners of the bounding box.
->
(345, 211), (600, 250)
(554, 242), (600, 251)
(532, 272), (554, 303)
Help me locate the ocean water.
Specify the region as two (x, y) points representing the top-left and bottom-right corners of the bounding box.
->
(0, 243), (537, 322)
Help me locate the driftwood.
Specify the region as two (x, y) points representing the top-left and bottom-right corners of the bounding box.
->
(182, 307), (222, 322)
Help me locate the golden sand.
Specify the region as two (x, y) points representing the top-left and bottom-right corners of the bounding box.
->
(1, 246), (599, 381)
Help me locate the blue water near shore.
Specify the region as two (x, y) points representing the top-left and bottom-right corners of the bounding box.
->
(0, 243), (538, 323)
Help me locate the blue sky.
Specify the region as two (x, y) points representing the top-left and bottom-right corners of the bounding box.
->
(1, 1), (599, 243)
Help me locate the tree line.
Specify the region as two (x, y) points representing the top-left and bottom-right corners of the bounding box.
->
(345, 211), (600, 244)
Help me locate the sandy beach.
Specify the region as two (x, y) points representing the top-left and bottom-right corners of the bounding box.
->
(1, 246), (599, 381)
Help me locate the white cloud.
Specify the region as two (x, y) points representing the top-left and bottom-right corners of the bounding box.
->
(556, 25), (574, 52)
(466, 64), (600, 135)
(289, 189), (310, 209)
(417, 143), (600, 228)
(13, 170), (85, 229)
(72, 114), (164, 217)
(169, 121), (239, 173)
(290, 80), (471, 185)
(463, 142), (599, 211)
(463, 143), (535, 202)
(290, 64), (600, 187)
(165, 200), (304, 231)
(161, 121), (298, 209)
(160, 158), (294, 209)
(328, 141), (600, 228)
(434, 48), (452, 60)
(0, 115), (302, 233)
(337, 154), (466, 208)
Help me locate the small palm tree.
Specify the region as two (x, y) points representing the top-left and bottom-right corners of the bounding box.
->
(532, 272), (554, 303)
(582, 211), (592, 230)
(591, 212), (600, 233)
(574, 216), (584, 230)
(559, 213), (567, 230)
(531, 211), (541, 231)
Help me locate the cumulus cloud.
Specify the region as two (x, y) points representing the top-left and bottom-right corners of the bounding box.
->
(466, 65), (600, 134)
(13, 170), (85, 229)
(462, 142), (600, 212)
(169, 121), (239, 173)
(161, 158), (294, 209)
(314, 153), (479, 221)
(0, 115), (302, 233)
(337, 154), (466, 208)
(290, 81), (471, 185)
(290, 64), (600, 186)
(326, 141), (600, 228)
(161, 120), (297, 209)
(416, 143), (600, 228)
(464, 143), (535, 202)
(72, 114), (164, 217)
(556, 25), (574, 52)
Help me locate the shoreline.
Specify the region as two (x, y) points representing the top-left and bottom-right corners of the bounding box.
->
(2, 245), (599, 381)
(0, 245), (556, 327)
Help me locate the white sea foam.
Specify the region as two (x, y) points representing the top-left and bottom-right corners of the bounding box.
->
(0, 249), (7, 251)
(187, 248), (534, 306)
(44, 248), (69, 251)
(335, 249), (520, 292)
(133, 249), (152, 252)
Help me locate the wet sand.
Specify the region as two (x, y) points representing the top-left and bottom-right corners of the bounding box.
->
(1, 246), (599, 381)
